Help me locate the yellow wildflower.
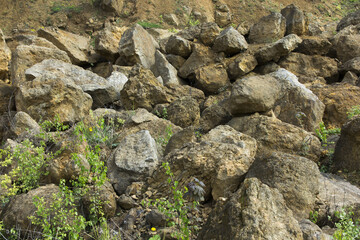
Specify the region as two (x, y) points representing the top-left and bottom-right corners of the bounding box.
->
(151, 227), (156, 232)
(89, 127), (93, 132)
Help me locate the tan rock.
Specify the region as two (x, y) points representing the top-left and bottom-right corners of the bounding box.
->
(95, 25), (127, 61)
(0, 29), (11, 80)
(281, 4), (309, 36)
(194, 63), (230, 94)
(167, 96), (200, 128)
(199, 22), (221, 46)
(249, 12), (286, 44)
(226, 53), (258, 80)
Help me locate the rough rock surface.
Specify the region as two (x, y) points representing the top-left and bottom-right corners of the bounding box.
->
(335, 34), (360, 63)
(167, 96), (200, 128)
(281, 4), (308, 36)
(0, 82), (15, 113)
(198, 178), (303, 240)
(340, 57), (360, 74)
(337, 10), (360, 31)
(10, 111), (41, 137)
(154, 50), (184, 85)
(226, 53), (258, 80)
(165, 35), (192, 58)
(295, 36), (332, 56)
(194, 63), (230, 94)
(212, 26), (248, 55)
(199, 22), (221, 46)
(0, 29), (11, 80)
(95, 25), (127, 61)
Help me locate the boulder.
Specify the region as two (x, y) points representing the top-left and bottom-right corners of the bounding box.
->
(226, 53), (258, 80)
(10, 45), (71, 86)
(154, 50), (184, 85)
(164, 83), (205, 107)
(199, 103), (232, 132)
(270, 68), (325, 132)
(176, 25), (201, 41)
(106, 71), (128, 91)
(15, 74), (93, 123)
(279, 52), (339, 83)
(341, 71), (359, 85)
(255, 34), (302, 64)
(100, 0), (123, 15)
(194, 63), (230, 94)
(212, 26), (248, 56)
(335, 34), (360, 63)
(95, 25), (127, 61)
(295, 36), (332, 56)
(248, 12), (286, 44)
(214, 4), (232, 27)
(167, 96), (200, 128)
(197, 178), (303, 240)
(118, 24), (159, 69)
(38, 27), (90, 65)
(151, 126), (257, 200)
(337, 10), (360, 31)
(226, 74), (282, 115)
(10, 111), (41, 137)
(25, 59), (119, 108)
(9, 34), (58, 50)
(0, 29), (11, 80)
(281, 4), (308, 36)
(333, 116), (360, 171)
(299, 219), (332, 240)
(310, 83), (360, 127)
(164, 126), (197, 155)
(199, 22), (221, 46)
(165, 54), (186, 70)
(340, 57), (360, 74)
(246, 151), (320, 219)
(228, 114), (321, 161)
(0, 82), (15, 113)
(165, 35), (192, 58)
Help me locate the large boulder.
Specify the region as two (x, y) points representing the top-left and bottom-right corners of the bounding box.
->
(212, 26), (248, 55)
(337, 10), (360, 31)
(151, 125), (257, 200)
(25, 59), (119, 109)
(310, 83), (360, 127)
(281, 4), (308, 36)
(198, 178), (303, 240)
(37, 27), (90, 65)
(10, 45), (71, 86)
(0, 29), (11, 80)
(193, 63), (230, 94)
(333, 116), (360, 171)
(248, 12), (286, 44)
(15, 74), (93, 123)
(279, 52), (339, 83)
(246, 151), (320, 219)
(255, 34), (302, 64)
(95, 25), (127, 61)
(118, 24), (159, 69)
(228, 114), (321, 161)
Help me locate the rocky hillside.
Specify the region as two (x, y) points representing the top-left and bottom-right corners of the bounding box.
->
(0, 0), (360, 239)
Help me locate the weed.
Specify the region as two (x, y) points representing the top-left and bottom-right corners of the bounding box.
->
(347, 105), (360, 119)
(331, 207), (360, 239)
(137, 21), (162, 29)
(155, 107), (168, 120)
(157, 125), (173, 148)
(168, 27), (178, 33)
(187, 15), (200, 27)
(315, 122), (341, 147)
(309, 210), (319, 224)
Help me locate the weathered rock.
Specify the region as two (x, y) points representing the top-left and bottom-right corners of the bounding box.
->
(152, 126), (257, 200)
(38, 27), (90, 65)
(310, 83), (360, 127)
(145, 209), (167, 227)
(227, 74), (282, 115)
(176, 25), (201, 41)
(1, 184), (60, 232)
(337, 10), (360, 31)
(0, 29), (11, 80)
(214, 4), (232, 27)
(9, 34), (58, 50)
(0, 82), (15, 113)
(10, 45), (71, 86)
(228, 114), (321, 161)
(199, 103), (232, 132)
(199, 22), (221, 46)
(226, 53), (258, 80)
(342, 71), (359, 85)
(154, 50), (184, 85)
(15, 74), (93, 123)
(255, 34), (302, 64)
(270, 68), (325, 132)
(281, 4), (308, 36)
(95, 25), (127, 61)
(165, 35), (192, 58)
(25, 59), (119, 108)
(279, 52), (339, 83)
(197, 178), (303, 240)
(100, 0), (123, 15)
(106, 71), (128, 91)
(10, 111), (41, 137)
(118, 24), (159, 69)
(332, 116), (360, 171)
(340, 57), (360, 74)
(299, 219), (331, 240)
(212, 26), (248, 56)
(167, 96), (200, 128)
(247, 151), (320, 219)
(254, 61), (280, 75)
(165, 54), (186, 70)
(248, 12), (286, 44)
(164, 83), (206, 107)
(163, 13), (180, 26)
(164, 126), (197, 155)
(335, 34), (360, 63)
(117, 194), (137, 210)
(295, 36), (332, 56)
(178, 44), (217, 79)
(120, 65), (170, 111)
(194, 64), (230, 94)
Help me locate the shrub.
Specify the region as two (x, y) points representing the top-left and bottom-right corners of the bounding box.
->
(332, 207), (360, 240)
(315, 122), (341, 147)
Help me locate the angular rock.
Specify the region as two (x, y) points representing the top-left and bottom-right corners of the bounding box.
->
(167, 96), (200, 128)
(15, 74), (93, 123)
(199, 22), (221, 46)
(117, 194), (137, 210)
(198, 178), (303, 240)
(163, 13), (180, 26)
(255, 34), (302, 64)
(164, 126), (197, 155)
(340, 57), (360, 74)
(164, 83), (206, 107)
(176, 25), (201, 41)
(10, 111), (41, 137)
(25, 59), (119, 108)
(38, 27), (90, 65)
(228, 114), (321, 161)
(227, 74), (282, 115)
(0, 82), (15, 113)
(0, 29), (11, 80)
(212, 26), (248, 56)
(10, 45), (71, 86)
(214, 4), (232, 28)
(226, 53), (258, 80)
(299, 219), (331, 240)
(154, 50), (184, 85)
(165, 35), (192, 58)
(335, 34), (360, 63)
(248, 12), (286, 44)
(178, 44), (217, 79)
(281, 4), (308, 36)
(165, 54), (186, 70)
(100, 0), (123, 15)
(10, 34), (58, 50)
(106, 71), (128, 91)
(247, 151), (320, 219)
(295, 36), (332, 56)
(199, 103), (232, 132)
(337, 10), (360, 31)
(310, 83), (360, 127)
(341, 71), (359, 85)
(194, 64), (230, 94)
(118, 24), (159, 69)
(95, 25), (127, 61)
(279, 52), (339, 83)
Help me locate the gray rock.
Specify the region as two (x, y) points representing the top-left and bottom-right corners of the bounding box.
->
(10, 111), (41, 137)
(106, 71), (128, 91)
(165, 54), (186, 70)
(342, 71), (359, 85)
(165, 35), (192, 58)
(299, 219), (331, 240)
(335, 33), (360, 63)
(214, 4), (232, 27)
(154, 50), (184, 85)
(100, 0), (123, 15)
(145, 209), (167, 227)
(199, 104), (232, 132)
(340, 57), (360, 74)
(281, 4), (308, 35)
(249, 12), (286, 44)
(337, 10), (360, 31)
(167, 96), (200, 128)
(295, 36), (332, 56)
(212, 26), (248, 56)
(117, 194), (137, 210)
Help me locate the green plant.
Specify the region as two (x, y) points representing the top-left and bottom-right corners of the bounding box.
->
(137, 21), (162, 29)
(309, 210), (319, 224)
(187, 15), (200, 27)
(157, 125), (173, 148)
(155, 107), (168, 120)
(315, 122), (341, 147)
(332, 207), (360, 240)
(347, 105), (360, 119)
